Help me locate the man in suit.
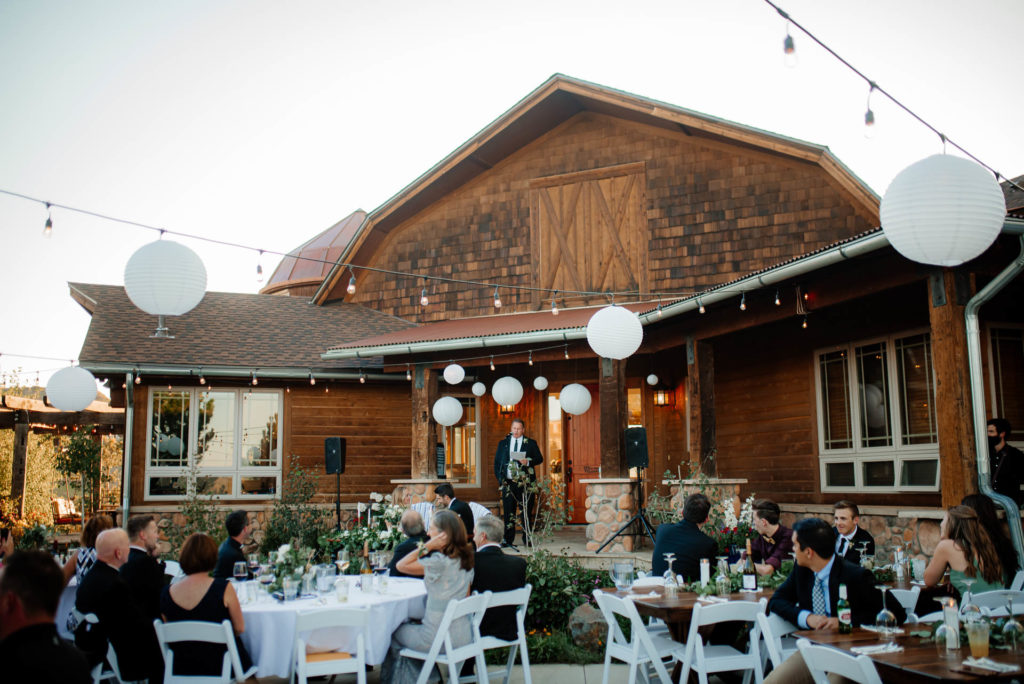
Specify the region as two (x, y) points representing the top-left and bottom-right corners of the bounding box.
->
(74, 529), (163, 683)
(387, 509), (429, 578)
(434, 482), (475, 540)
(493, 417), (544, 547)
(0, 550), (91, 683)
(471, 514), (528, 640)
(212, 509), (251, 579)
(764, 517), (904, 683)
(651, 493), (718, 581)
(832, 500), (875, 565)
(119, 514), (165, 622)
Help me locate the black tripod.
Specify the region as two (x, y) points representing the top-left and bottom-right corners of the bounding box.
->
(596, 468), (656, 553)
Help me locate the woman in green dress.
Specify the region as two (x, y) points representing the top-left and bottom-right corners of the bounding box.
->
(924, 505), (1004, 596)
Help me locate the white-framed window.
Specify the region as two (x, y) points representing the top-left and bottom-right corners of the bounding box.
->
(989, 325), (1024, 446)
(442, 398), (479, 486)
(815, 330), (939, 492)
(145, 388), (282, 500)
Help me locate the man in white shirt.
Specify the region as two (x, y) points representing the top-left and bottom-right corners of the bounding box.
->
(492, 418), (543, 546)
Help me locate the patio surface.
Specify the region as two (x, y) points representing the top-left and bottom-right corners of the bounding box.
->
(507, 523), (657, 571)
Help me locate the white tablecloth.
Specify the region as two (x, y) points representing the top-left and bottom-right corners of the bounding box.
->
(56, 579), (78, 639)
(240, 577), (427, 677)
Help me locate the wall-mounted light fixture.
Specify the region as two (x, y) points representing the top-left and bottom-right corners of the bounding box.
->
(499, 404), (516, 415)
(653, 389), (675, 407)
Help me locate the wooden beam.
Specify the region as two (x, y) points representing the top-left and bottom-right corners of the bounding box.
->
(10, 411), (29, 518)
(0, 410), (124, 429)
(599, 358), (627, 476)
(687, 337), (716, 475)
(410, 366), (436, 478)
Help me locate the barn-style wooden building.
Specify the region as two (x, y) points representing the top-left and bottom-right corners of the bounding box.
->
(73, 75), (1024, 552)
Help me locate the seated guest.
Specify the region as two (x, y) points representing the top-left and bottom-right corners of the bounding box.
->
(925, 505), (1004, 596)
(743, 499), (793, 576)
(471, 514), (528, 640)
(764, 518), (904, 684)
(0, 550), (91, 683)
(212, 509), (251, 579)
(434, 482), (475, 540)
(119, 514), (166, 622)
(74, 528), (163, 682)
(382, 510), (474, 683)
(962, 492), (1020, 581)
(160, 533), (253, 679)
(832, 500), (874, 565)
(651, 493), (718, 581)
(61, 513), (114, 586)
(388, 509), (429, 578)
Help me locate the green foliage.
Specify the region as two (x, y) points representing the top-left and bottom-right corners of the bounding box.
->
(524, 549), (605, 631)
(684, 559), (794, 596)
(526, 629), (604, 664)
(16, 522), (53, 550)
(55, 428), (103, 515)
(502, 459), (570, 551)
(0, 428), (61, 526)
(261, 455), (330, 557)
(163, 461), (225, 560)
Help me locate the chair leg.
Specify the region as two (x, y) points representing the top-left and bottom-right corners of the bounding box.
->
(517, 637), (532, 684)
(602, 648), (613, 684)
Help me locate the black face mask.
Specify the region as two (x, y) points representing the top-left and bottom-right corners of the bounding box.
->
(989, 435), (1002, 450)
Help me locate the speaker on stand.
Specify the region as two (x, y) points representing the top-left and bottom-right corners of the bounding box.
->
(325, 437), (346, 529)
(597, 427), (656, 553)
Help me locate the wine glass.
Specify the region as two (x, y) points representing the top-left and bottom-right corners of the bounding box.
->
(611, 561), (634, 592)
(247, 553), (260, 575)
(960, 577), (977, 615)
(875, 587), (897, 640)
(233, 561), (248, 583)
(258, 564), (274, 597)
(336, 549), (350, 575)
(933, 621), (955, 657)
(662, 553), (677, 578)
(1001, 591), (1023, 654)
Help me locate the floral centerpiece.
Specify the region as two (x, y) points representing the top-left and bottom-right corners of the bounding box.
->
(319, 491), (406, 569)
(706, 493), (757, 559)
(269, 543), (314, 592)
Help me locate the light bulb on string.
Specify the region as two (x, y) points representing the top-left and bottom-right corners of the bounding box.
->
(43, 203), (53, 238)
(420, 287), (429, 307)
(256, 251), (264, 283)
(406, 364), (412, 381)
(134, 369), (142, 385)
(309, 373), (316, 386)
(774, 290), (781, 306)
(802, 315), (808, 329)
(528, 351), (533, 366)
(359, 371), (365, 384)
(698, 299), (705, 314)
(493, 286), (502, 309)
(564, 346), (570, 360)
(551, 291), (559, 316)
(783, 23), (797, 67)
(198, 368), (205, 385)
(864, 82), (877, 139)
(347, 268), (357, 295)
(739, 292), (746, 311)
(657, 304), (664, 317)
(251, 372), (258, 386)
(489, 356), (495, 371)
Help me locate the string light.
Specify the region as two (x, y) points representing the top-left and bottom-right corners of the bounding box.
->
(774, 290), (781, 306)
(347, 268), (357, 295)
(285, 386), (290, 393)
(551, 291), (559, 316)
(359, 371), (365, 384)
(802, 315), (808, 329)
(324, 384), (329, 393)
(739, 292), (746, 311)
(198, 367), (205, 385)
(698, 299), (705, 314)
(528, 351), (533, 366)
(43, 203), (52, 238)
(134, 369), (141, 385)
(864, 82), (876, 138)
(309, 372), (316, 386)
(256, 250), (264, 283)
(783, 22), (797, 67)
(251, 371), (258, 386)
(420, 287), (429, 307)
(489, 356), (495, 371)
(406, 364), (412, 381)
(493, 286), (502, 309)
(564, 345), (570, 360)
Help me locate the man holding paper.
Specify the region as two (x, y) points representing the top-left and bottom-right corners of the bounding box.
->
(493, 418), (543, 547)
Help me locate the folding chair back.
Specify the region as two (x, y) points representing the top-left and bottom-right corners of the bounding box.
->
(592, 589), (676, 684)
(755, 611), (798, 671)
(153, 619), (241, 684)
(1011, 570), (1024, 592)
(462, 585), (533, 684)
(796, 639), (882, 684)
(678, 598), (767, 684)
(887, 586), (920, 621)
(293, 606), (369, 684)
(400, 591), (491, 684)
(968, 589), (1024, 616)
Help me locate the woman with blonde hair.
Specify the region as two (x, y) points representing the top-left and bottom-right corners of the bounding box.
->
(381, 509), (474, 683)
(925, 505), (1004, 596)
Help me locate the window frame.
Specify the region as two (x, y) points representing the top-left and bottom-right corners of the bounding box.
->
(814, 328), (940, 493)
(442, 397), (480, 488)
(144, 387), (283, 501)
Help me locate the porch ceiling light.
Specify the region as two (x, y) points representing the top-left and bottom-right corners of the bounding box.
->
(471, 381), (487, 397)
(491, 376), (523, 406)
(559, 383), (591, 415)
(46, 366), (98, 411)
(880, 154), (1006, 266)
(533, 376), (549, 391)
(443, 363), (465, 385)
(586, 305), (643, 359)
(432, 396), (463, 426)
(646, 374), (659, 386)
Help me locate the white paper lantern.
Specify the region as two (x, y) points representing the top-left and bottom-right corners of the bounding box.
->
(533, 376), (549, 391)
(124, 239), (208, 315)
(443, 363), (465, 385)
(559, 383), (592, 415)
(880, 154), (1006, 266)
(46, 366), (97, 411)
(586, 305), (644, 359)
(432, 396), (463, 426)
(491, 376), (523, 406)
(158, 434), (184, 457)
(646, 374), (659, 386)
(471, 382), (487, 397)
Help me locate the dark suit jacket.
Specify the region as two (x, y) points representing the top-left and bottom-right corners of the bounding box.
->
(74, 561), (162, 681)
(768, 555), (905, 628)
(0, 623), (91, 684)
(471, 545), (528, 640)
(388, 533), (429, 578)
(833, 526), (875, 565)
(119, 546), (166, 622)
(493, 435), (543, 484)
(212, 537), (245, 579)
(651, 519), (718, 581)
(448, 498), (475, 538)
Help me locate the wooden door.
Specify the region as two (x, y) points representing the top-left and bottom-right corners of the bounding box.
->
(566, 384), (601, 523)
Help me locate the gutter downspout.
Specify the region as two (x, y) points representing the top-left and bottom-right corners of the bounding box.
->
(966, 234), (1024, 569)
(121, 372), (134, 528)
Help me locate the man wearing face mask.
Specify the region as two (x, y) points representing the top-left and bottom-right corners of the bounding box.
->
(989, 418), (1024, 507)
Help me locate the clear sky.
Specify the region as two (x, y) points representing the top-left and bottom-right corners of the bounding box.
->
(1, 0), (1021, 389)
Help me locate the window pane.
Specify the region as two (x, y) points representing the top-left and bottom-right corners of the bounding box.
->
(863, 460), (895, 487)
(895, 333), (937, 445)
(150, 391), (189, 467)
(826, 462), (855, 487)
(446, 399), (477, 483)
(855, 343), (893, 447)
(992, 328), (1024, 430)
(627, 387), (642, 426)
(241, 476), (277, 495)
(241, 393), (279, 467)
(819, 351), (852, 449)
(901, 459), (938, 487)
(149, 475), (186, 496)
(195, 476), (231, 495)
(196, 391), (236, 468)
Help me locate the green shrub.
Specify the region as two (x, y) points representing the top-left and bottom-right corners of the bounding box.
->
(524, 549), (605, 631)
(261, 455), (330, 556)
(163, 462), (225, 560)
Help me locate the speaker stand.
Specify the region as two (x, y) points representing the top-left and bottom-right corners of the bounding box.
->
(335, 470), (342, 530)
(596, 469), (656, 554)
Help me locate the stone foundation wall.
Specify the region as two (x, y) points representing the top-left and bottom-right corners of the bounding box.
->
(581, 479), (638, 552)
(781, 505), (942, 564)
(665, 478), (748, 518)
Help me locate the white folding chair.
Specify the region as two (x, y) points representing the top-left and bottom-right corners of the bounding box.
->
(592, 589), (678, 684)
(400, 591), (491, 684)
(1010, 570), (1024, 591)
(754, 611), (798, 673)
(677, 598), (766, 684)
(887, 586), (920, 621)
(966, 589), (1024, 617)
(74, 609), (131, 684)
(460, 585), (532, 684)
(796, 639), (882, 684)
(153, 618), (256, 684)
(293, 606), (369, 684)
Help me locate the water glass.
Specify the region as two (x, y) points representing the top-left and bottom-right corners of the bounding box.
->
(966, 620), (990, 659)
(911, 559), (925, 581)
(334, 577), (348, 602)
(316, 564), (337, 594)
(283, 576), (299, 601)
(610, 562), (634, 592)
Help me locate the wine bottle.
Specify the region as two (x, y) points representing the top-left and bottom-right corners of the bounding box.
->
(837, 583), (852, 634)
(359, 540), (372, 574)
(742, 539), (757, 591)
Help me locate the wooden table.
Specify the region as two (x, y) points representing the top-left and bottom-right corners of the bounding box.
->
(795, 627), (1024, 682)
(611, 586), (774, 642)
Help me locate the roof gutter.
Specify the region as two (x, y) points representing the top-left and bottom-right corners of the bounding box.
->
(322, 330), (589, 361)
(81, 363), (406, 381)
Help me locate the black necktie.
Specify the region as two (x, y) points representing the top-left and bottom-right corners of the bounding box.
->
(839, 538), (848, 556)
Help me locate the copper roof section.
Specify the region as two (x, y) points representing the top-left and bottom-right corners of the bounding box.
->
(1003, 175), (1024, 217)
(261, 209), (366, 295)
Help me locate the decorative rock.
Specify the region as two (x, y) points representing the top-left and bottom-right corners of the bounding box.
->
(618, 494), (633, 510)
(598, 507), (615, 524)
(585, 509), (597, 523)
(593, 525), (610, 542)
(868, 515), (888, 539)
(569, 603), (606, 650)
(605, 485), (620, 497)
(918, 520), (941, 555)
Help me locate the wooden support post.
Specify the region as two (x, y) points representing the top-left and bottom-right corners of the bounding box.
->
(686, 337), (716, 475)
(10, 410), (29, 519)
(599, 357), (627, 476)
(410, 365), (437, 479)
(929, 269), (977, 507)
(90, 433), (103, 514)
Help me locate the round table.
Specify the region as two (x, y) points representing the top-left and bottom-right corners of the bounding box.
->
(239, 576), (427, 678)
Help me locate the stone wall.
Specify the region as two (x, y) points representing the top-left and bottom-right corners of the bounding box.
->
(582, 479), (638, 552)
(781, 505), (942, 564)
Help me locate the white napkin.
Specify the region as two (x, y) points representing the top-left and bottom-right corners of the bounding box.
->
(962, 657), (1020, 673)
(859, 625), (905, 635)
(851, 643), (903, 655)
(697, 595), (730, 604)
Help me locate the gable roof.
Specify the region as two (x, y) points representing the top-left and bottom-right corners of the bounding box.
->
(70, 283), (414, 373)
(312, 73), (880, 305)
